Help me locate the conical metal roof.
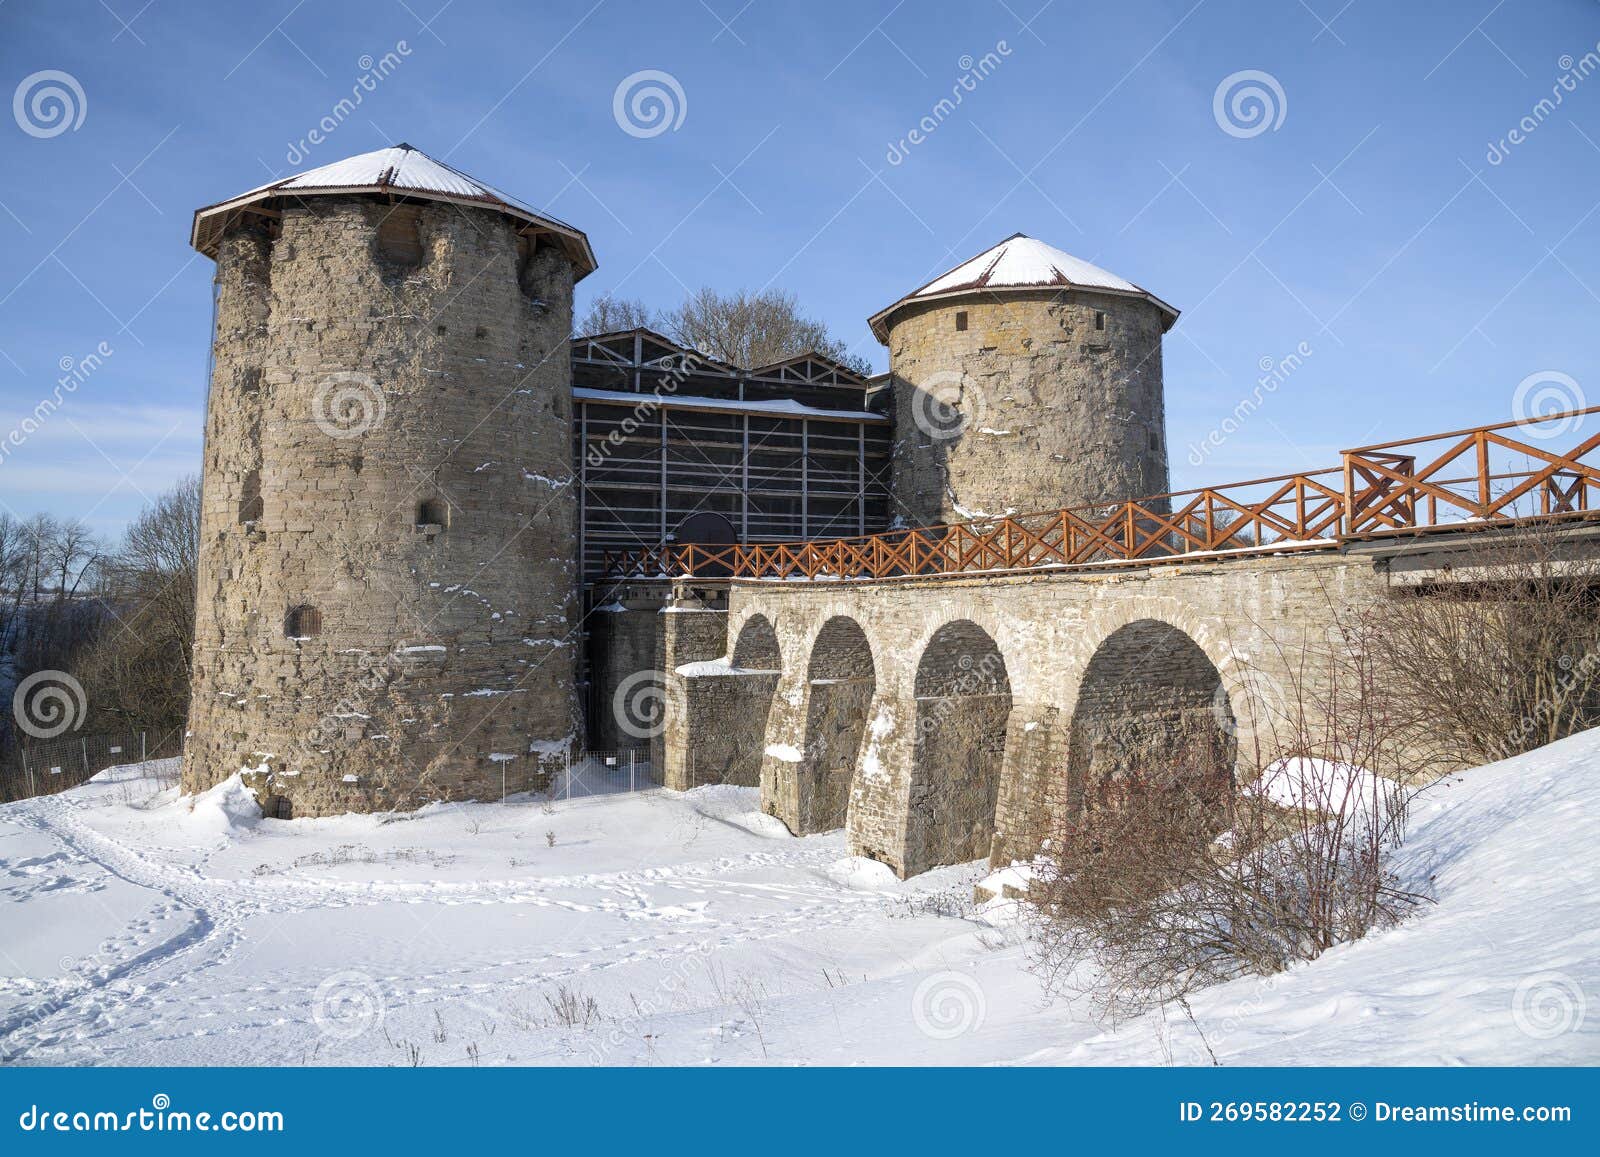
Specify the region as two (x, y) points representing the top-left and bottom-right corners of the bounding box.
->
(191, 143), (595, 278)
(869, 233), (1175, 339)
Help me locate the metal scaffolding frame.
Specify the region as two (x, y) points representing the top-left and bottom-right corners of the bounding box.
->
(571, 329), (893, 582)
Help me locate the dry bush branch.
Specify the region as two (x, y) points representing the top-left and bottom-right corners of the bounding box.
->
(1365, 520), (1600, 765)
(1031, 614), (1430, 1021)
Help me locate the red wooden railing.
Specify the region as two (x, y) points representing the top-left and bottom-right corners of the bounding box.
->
(602, 406), (1600, 582)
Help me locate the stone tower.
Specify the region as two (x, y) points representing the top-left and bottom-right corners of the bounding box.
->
(183, 144), (596, 816)
(870, 233), (1178, 527)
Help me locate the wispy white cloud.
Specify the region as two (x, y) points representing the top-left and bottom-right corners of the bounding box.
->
(0, 401), (201, 531)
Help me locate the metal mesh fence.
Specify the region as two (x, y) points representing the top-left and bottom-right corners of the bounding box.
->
(0, 734), (655, 809)
(492, 749), (660, 803)
(0, 729), (183, 803)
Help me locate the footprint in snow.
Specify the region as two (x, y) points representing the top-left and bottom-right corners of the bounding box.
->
(622, 900), (711, 923)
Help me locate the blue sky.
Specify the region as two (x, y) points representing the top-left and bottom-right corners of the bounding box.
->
(1, 0), (1597, 535)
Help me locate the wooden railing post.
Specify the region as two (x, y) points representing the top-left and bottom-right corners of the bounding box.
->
(1341, 453), (1355, 536)
(1477, 431), (1491, 510)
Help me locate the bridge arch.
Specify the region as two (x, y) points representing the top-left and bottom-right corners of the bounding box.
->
(1063, 617), (1236, 826)
(731, 612), (781, 670)
(897, 599), (1036, 705)
(795, 616), (876, 831)
(905, 619), (1013, 875)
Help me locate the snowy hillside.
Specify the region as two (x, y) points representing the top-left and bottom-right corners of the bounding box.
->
(1, 732), (1596, 1066)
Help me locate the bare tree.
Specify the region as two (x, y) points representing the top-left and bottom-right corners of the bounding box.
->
(576, 294), (658, 337)
(661, 287), (872, 376)
(47, 519), (102, 602)
(0, 513), (110, 754)
(78, 476), (200, 740)
(0, 513), (29, 652)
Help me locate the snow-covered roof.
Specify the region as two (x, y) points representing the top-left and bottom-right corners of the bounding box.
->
(868, 233), (1177, 340)
(190, 143), (596, 278)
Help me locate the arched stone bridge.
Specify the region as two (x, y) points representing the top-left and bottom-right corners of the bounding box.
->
(600, 544), (1415, 878)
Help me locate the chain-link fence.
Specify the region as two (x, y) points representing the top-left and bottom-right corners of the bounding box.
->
(1, 734), (655, 809)
(493, 749), (660, 802)
(0, 729), (183, 803)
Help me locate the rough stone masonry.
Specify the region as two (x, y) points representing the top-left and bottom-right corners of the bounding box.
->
(883, 289), (1172, 528)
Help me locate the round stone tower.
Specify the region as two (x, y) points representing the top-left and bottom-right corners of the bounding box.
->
(869, 233), (1178, 527)
(183, 144), (597, 816)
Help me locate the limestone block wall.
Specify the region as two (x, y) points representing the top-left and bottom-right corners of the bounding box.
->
(1062, 616), (1237, 825)
(660, 607), (783, 791)
(886, 290), (1169, 527)
(798, 679), (873, 830)
(654, 591), (731, 789)
(184, 197), (579, 816)
(680, 672), (778, 788)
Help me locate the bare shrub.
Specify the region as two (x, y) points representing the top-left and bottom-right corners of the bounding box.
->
(1031, 624), (1429, 1021)
(543, 985), (601, 1029)
(1365, 520), (1600, 765)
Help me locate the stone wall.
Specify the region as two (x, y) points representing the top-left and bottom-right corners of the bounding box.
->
(903, 620), (1012, 876)
(886, 289), (1169, 527)
(653, 586), (731, 789)
(184, 197), (580, 816)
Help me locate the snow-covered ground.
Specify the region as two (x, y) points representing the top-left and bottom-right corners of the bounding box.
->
(1, 731), (1597, 1066)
